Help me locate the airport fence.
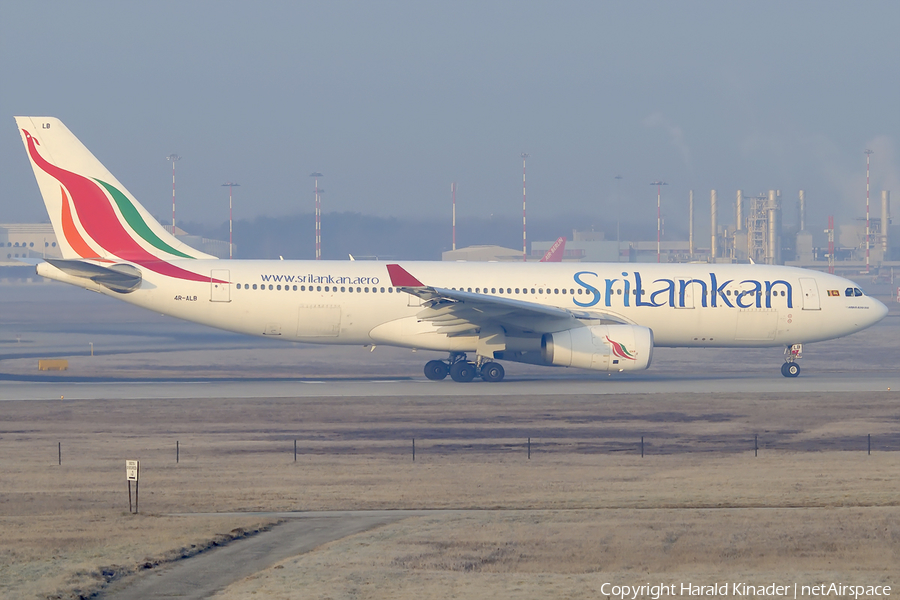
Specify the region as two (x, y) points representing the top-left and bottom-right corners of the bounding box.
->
(47, 431), (900, 467)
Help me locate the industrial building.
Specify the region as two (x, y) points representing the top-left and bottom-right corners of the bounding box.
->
(528, 189), (898, 277)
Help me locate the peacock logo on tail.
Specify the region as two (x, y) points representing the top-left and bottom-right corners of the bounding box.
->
(22, 128), (221, 283)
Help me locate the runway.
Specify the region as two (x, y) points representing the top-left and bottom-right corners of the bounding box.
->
(2, 282), (898, 401)
(1, 370), (898, 401)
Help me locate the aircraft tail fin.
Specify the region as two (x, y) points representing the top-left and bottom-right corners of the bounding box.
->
(14, 117), (214, 262)
(540, 237), (567, 262)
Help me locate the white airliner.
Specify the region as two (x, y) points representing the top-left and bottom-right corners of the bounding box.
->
(14, 117), (888, 382)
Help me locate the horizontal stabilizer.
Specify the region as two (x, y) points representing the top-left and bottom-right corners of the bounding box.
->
(45, 259), (142, 293)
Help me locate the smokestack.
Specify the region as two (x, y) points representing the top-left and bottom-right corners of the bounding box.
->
(799, 190), (806, 232)
(735, 190), (743, 231)
(711, 189), (718, 260)
(882, 190), (891, 253)
(689, 190), (694, 258)
(767, 190), (781, 265)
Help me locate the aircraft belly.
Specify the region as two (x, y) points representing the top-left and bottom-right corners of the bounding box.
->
(369, 316), (477, 351)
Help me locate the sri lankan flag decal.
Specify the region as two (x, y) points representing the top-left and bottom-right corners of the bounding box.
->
(827, 290), (840, 297)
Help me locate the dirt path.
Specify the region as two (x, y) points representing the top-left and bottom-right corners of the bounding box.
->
(98, 513), (405, 600)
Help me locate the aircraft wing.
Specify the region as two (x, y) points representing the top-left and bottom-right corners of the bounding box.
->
(386, 263), (626, 337)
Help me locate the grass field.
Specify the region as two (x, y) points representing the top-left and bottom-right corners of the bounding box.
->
(1, 392), (898, 599)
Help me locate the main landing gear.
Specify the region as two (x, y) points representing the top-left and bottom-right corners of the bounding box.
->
(781, 344), (802, 378)
(424, 353), (505, 383)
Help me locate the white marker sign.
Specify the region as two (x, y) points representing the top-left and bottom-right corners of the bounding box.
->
(126, 460), (140, 481)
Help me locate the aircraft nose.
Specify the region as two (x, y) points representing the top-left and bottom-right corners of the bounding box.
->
(871, 297), (889, 323)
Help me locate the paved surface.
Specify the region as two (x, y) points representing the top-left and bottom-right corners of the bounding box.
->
(98, 513), (409, 600)
(1, 371), (899, 402)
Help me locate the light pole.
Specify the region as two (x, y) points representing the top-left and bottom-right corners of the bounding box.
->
(451, 182), (457, 251)
(651, 181), (667, 263)
(614, 175), (623, 246)
(310, 173), (323, 260)
(865, 149), (873, 273)
(167, 154), (180, 230)
(221, 182), (239, 259)
(521, 153), (529, 261)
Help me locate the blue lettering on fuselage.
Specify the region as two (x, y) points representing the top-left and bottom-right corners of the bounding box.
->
(573, 271), (601, 307)
(570, 271), (793, 310)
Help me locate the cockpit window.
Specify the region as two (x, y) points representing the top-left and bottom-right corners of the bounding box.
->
(854, 288), (864, 297)
(845, 287), (865, 297)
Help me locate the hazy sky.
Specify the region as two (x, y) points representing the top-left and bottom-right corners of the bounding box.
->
(3, 1), (899, 239)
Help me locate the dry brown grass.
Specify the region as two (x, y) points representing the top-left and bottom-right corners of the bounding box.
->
(211, 508), (900, 600)
(1, 393), (899, 599)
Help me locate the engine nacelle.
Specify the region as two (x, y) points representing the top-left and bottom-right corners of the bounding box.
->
(541, 324), (653, 371)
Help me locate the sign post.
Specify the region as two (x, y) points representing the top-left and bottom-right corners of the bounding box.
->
(126, 460), (140, 514)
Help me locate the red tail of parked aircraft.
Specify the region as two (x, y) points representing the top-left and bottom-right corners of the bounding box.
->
(540, 237), (566, 262)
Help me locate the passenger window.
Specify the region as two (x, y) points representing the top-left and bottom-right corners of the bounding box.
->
(252, 284), (257, 290)
(515, 288), (520, 294)
(236, 284), (241, 289)
(388, 288), (393, 293)
(491, 288), (496, 294)
(530, 288), (535, 294)
(277, 285), (282, 290)
(381, 287), (385, 292)
(562, 289), (567, 294)
(577, 289), (583, 295)
(357, 287), (361, 293)
(507, 288), (512, 294)
(293, 285), (297, 291)
(538, 289), (543, 294)
(365, 287), (369, 293)
(268, 285), (274, 290)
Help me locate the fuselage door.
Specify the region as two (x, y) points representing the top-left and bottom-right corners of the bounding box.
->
(676, 277), (695, 309)
(799, 277), (820, 310)
(210, 269), (231, 302)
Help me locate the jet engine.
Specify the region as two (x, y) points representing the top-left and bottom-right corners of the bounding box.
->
(541, 324), (653, 371)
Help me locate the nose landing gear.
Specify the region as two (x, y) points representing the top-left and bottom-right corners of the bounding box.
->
(781, 344), (802, 377)
(423, 353), (506, 382)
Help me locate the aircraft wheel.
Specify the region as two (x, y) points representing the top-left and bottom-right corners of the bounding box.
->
(782, 363), (800, 378)
(449, 361), (476, 383)
(424, 360), (449, 380)
(480, 362), (505, 382)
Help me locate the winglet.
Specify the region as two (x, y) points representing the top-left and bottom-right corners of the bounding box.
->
(386, 264), (424, 287)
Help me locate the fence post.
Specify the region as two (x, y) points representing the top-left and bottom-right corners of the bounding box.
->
(754, 434), (758, 457)
(294, 439), (297, 462)
(527, 437), (531, 460)
(868, 434), (871, 456)
(640, 436), (644, 458)
(176, 440), (179, 464)
(412, 438), (415, 462)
